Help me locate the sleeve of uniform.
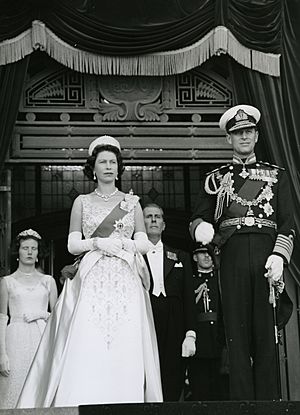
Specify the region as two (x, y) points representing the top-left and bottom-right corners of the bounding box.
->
(189, 178), (216, 240)
(181, 250), (197, 333)
(273, 170), (295, 264)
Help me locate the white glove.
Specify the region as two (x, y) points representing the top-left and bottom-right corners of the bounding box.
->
(122, 232), (149, 255)
(181, 331), (196, 357)
(68, 231), (94, 255)
(265, 254), (284, 282)
(0, 314), (10, 377)
(23, 311), (50, 323)
(0, 352), (9, 377)
(194, 221), (214, 244)
(93, 237), (122, 256)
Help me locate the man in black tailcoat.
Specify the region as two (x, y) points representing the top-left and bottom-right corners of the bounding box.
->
(143, 203), (196, 401)
(189, 104), (294, 400)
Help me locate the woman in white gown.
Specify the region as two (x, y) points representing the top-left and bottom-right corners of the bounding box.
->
(0, 229), (58, 409)
(17, 135), (162, 408)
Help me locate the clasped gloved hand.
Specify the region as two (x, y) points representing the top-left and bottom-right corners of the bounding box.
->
(121, 232), (149, 255)
(93, 237), (122, 256)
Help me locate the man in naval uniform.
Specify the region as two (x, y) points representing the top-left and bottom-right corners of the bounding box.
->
(143, 203), (196, 401)
(189, 104), (295, 400)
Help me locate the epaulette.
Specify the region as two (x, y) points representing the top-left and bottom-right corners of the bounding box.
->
(257, 161), (285, 171)
(206, 163), (231, 176)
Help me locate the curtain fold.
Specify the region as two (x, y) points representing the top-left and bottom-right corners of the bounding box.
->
(225, 0), (282, 53)
(280, 0), (300, 284)
(0, 1), (37, 39)
(0, 0), (281, 76)
(0, 57), (29, 174)
(0, 1), (281, 54)
(46, 0), (215, 54)
(229, 54), (300, 284)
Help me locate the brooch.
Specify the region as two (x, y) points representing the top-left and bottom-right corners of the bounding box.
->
(113, 218), (127, 237)
(120, 192), (139, 212)
(113, 218), (125, 232)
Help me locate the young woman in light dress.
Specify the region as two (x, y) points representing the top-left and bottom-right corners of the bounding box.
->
(0, 229), (58, 409)
(17, 135), (162, 408)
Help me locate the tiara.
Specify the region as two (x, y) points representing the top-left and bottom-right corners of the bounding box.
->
(17, 229), (42, 240)
(88, 135), (121, 155)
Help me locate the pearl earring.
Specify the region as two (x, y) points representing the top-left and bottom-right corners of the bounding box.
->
(93, 172), (97, 181)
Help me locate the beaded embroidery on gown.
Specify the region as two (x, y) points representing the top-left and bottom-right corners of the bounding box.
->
(0, 275), (52, 409)
(17, 193), (162, 408)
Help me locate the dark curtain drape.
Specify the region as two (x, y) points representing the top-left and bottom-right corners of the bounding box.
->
(229, 62), (300, 285)
(0, 57), (29, 175)
(0, 0), (282, 55)
(281, 0), (300, 284)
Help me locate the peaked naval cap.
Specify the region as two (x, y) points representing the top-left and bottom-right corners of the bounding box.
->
(219, 104), (261, 133)
(193, 242), (214, 257)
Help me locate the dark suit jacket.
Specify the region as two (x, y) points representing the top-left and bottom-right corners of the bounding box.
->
(144, 244), (196, 400)
(145, 244), (196, 335)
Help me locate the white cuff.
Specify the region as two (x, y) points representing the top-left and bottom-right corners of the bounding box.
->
(133, 232), (149, 255)
(185, 330), (196, 340)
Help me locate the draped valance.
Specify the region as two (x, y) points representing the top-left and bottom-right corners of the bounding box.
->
(0, 0), (283, 76)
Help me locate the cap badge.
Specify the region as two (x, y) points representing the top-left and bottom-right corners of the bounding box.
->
(235, 109), (248, 122)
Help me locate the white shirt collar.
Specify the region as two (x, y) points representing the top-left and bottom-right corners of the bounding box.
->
(148, 240), (163, 251)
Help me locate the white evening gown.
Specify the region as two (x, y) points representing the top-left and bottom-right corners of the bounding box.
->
(17, 193), (162, 407)
(0, 275), (52, 409)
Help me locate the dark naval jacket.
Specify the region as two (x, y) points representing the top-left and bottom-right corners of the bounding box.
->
(190, 155), (295, 265)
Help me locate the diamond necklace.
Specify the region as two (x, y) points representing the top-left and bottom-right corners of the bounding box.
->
(94, 188), (118, 201)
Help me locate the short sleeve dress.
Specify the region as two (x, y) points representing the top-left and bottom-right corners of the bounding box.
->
(0, 274), (52, 409)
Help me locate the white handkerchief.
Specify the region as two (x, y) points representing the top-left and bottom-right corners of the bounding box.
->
(174, 262), (183, 268)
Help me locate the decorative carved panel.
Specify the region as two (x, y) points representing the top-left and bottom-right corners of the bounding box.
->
(22, 70), (85, 109)
(96, 76), (163, 121)
(176, 71), (231, 108)
(11, 63), (233, 163)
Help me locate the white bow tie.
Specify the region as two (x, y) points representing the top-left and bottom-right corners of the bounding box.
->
(149, 242), (163, 253)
